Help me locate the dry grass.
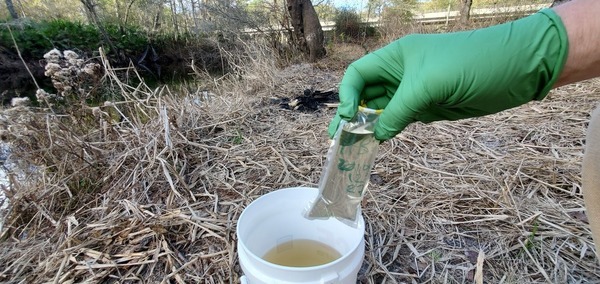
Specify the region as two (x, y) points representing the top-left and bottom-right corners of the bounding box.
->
(0, 37), (599, 284)
(362, 80), (600, 283)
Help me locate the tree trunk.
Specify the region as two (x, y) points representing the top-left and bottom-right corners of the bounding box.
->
(459, 0), (472, 26)
(114, 0), (124, 34)
(5, 0), (19, 19)
(191, 0), (200, 34)
(152, 5), (162, 35)
(178, 0), (188, 33)
(80, 0), (121, 60)
(169, 0), (179, 38)
(124, 0), (136, 26)
(286, 0), (326, 62)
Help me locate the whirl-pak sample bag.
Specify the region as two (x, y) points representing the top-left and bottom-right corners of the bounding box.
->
(306, 107), (381, 226)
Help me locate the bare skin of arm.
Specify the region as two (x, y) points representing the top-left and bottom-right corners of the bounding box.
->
(553, 0), (600, 258)
(553, 0), (600, 87)
(583, 107), (600, 259)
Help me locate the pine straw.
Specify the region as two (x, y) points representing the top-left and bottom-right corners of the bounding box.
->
(1, 59), (600, 283)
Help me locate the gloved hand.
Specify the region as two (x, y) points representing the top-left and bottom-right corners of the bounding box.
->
(329, 9), (568, 141)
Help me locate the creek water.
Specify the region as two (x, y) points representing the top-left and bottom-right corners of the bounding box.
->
(0, 170), (6, 232)
(0, 144), (11, 233)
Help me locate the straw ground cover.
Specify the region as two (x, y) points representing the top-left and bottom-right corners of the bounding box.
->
(1, 41), (600, 283)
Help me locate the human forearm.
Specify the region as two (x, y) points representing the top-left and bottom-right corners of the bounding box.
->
(555, 0), (600, 257)
(583, 107), (600, 259)
(553, 0), (600, 87)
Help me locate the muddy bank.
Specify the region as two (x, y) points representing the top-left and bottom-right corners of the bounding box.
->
(1, 32), (233, 106)
(0, 49), (48, 104)
(0, 46), (226, 104)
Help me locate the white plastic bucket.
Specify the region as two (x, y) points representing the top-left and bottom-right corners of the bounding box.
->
(236, 187), (365, 284)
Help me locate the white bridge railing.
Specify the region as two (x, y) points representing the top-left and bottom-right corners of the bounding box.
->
(244, 3), (552, 34)
(318, 3), (551, 30)
(412, 3), (551, 25)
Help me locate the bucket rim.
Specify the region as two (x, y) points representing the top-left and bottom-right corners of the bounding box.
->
(235, 187), (365, 271)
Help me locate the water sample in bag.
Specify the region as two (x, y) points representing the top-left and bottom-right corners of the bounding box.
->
(306, 107), (381, 226)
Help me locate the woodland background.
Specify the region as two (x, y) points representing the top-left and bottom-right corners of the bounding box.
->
(1, 0), (554, 103)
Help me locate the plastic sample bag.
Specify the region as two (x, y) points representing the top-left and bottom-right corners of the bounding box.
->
(306, 107), (381, 226)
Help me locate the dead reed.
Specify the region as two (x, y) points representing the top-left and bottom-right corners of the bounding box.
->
(0, 39), (599, 284)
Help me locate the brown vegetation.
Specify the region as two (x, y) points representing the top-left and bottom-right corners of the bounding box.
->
(0, 10), (599, 284)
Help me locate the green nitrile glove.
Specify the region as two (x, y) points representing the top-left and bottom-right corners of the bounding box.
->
(329, 9), (568, 141)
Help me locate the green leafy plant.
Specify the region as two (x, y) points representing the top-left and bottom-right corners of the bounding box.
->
(334, 8), (362, 41)
(232, 129), (244, 144)
(0, 19), (152, 61)
(429, 250), (442, 262)
(524, 221), (540, 251)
